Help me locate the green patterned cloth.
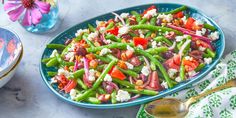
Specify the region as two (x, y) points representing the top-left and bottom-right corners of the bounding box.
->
(137, 50), (236, 118)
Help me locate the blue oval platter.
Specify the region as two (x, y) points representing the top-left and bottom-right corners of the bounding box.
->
(40, 3), (225, 109)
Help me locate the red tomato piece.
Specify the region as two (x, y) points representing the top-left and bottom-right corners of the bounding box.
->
(183, 58), (199, 71)
(133, 37), (148, 49)
(63, 80), (77, 93)
(125, 50), (134, 59)
(173, 54), (181, 65)
(164, 58), (180, 70)
(109, 66), (126, 80)
(196, 40), (213, 50)
(185, 17), (195, 30)
(174, 12), (184, 18)
(107, 27), (119, 36)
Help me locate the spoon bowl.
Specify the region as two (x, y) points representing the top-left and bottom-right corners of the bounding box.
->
(145, 98), (188, 118)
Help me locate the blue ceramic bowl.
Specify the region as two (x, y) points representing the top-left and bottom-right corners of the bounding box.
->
(40, 3), (225, 109)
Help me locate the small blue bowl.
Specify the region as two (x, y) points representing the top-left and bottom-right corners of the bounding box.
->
(40, 3), (225, 109)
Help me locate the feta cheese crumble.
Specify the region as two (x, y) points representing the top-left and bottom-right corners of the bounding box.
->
(50, 49), (58, 58)
(70, 89), (77, 100)
(104, 74), (112, 82)
(168, 69), (178, 78)
(120, 13), (129, 19)
(181, 16), (187, 24)
(50, 77), (57, 84)
(88, 69), (96, 81)
(157, 14), (173, 22)
(204, 58), (212, 65)
(65, 52), (75, 62)
(116, 90), (131, 102)
(175, 35), (189, 42)
(125, 62), (134, 69)
(99, 48), (112, 56)
(195, 20), (204, 26)
(118, 26), (129, 35)
(175, 76), (182, 82)
(151, 41), (157, 48)
(185, 56), (193, 61)
(141, 66), (150, 76)
(208, 31), (219, 40)
(137, 45), (144, 49)
(161, 81), (169, 89)
(143, 9), (157, 18)
(75, 29), (89, 37)
(199, 46), (206, 51)
(88, 31), (99, 41)
(188, 70), (196, 77)
(58, 68), (71, 78)
(196, 28), (207, 36)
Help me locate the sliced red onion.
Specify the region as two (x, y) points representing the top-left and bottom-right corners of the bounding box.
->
(189, 72), (200, 77)
(129, 76), (134, 84)
(73, 60), (79, 72)
(178, 39), (191, 58)
(128, 94), (141, 102)
(141, 74), (151, 88)
(83, 57), (91, 87)
(105, 85), (114, 94)
(112, 12), (125, 26)
(168, 41), (176, 50)
(106, 81), (119, 90)
(183, 31), (211, 44)
(143, 56), (151, 71)
(167, 24), (195, 34)
(100, 33), (109, 45)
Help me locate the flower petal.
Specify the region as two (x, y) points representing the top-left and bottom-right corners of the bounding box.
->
(35, 1), (51, 14)
(30, 8), (42, 25)
(4, 2), (21, 11)
(22, 10), (32, 26)
(7, 5), (24, 22)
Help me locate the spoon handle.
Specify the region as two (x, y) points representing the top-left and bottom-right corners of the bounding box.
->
(185, 79), (236, 108)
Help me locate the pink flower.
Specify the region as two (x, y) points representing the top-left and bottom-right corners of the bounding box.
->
(4, 0), (51, 26)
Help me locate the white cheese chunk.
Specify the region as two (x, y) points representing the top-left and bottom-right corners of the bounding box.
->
(88, 69), (96, 81)
(127, 45), (134, 52)
(70, 89), (77, 100)
(50, 49), (58, 58)
(125, 62), (134, 69)
(75, 29), (89, 37)
(199, 46), (206, 51)
(151, 41), (157, 48)
(141, 66), (150, 76)
(143, 9), (157, 18)
(104, 74), (112, 82)
(116, 90), (131, 102)
(188, 70), (197, 77)
(120, 13), (129, 19)
(99, 48), (112, 56)
(88, 31), (99, 41)
(208, 31), (219, 40)
(118, 26), (129, 35)
(175, 76), (182, 82)
(161, 81), (169, 89)
(157, 13), (173, 22)
(204, 58), (212, 65)
(58, 68), (71, 78)
(168, 69), (178, 78)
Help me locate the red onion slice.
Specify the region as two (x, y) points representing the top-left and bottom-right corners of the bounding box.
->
(73, 60), (79, 72)
(167, 24), (195, 34)
(168, 41), (176, 50)
(128, 94), (141, 102)
(112, 12), (125, 26)
(183, 31), (211, 44)
(178, 39), (191, 58)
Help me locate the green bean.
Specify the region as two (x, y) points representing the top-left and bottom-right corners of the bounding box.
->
(113, 78), (135, 88)
(106, 22), (114, 30)
(150, 17), (157, 26)
(131, 11), (141, 22)
(76, 60), (117, 101)
(195, 63), (206, 72)
(117, 67), (139, 78)
(83, 33), (95, 47)
(111, 91), (117, 104)
(132, 65), (143, 73)
(164, 6), (187, 14)
(145, 31), (152, 38)
(206, 48), (216, 58)
(130, 24), (183, 35)
(134, 48), (173, 88)
(150, 61), (156, 71)
(75, 35), (82, 41)
(46, 58), (58, 67)
(128, 32), (138, 37)
(77, 78), (88, 90)
(46, 44), (66, 50)
(42, 57), (54, 63)
(203, 53), (210, 58)
(85, 97), (101, 104)
(180, 61), (185, 81)
(203, 23), (216, 31)
(177, 40), (185, 50)
(125, 18), (130, 25)
(88, 24), (96, 32)
(96, 64), (106, 72)
(105, 34), (122, 42)
(122, 89), (158, 96)
(94, 54), (112, 63)
(87, 43), (130, 52)
(139, 18), (148, 24)
(71, 69), (85, 79)
(47, 71), (57, 77)
(93, 60), (117, 89)
(146, 47), (168, 54)
(153, 55), (165, 62)
(97, 87), (106, 94)
(106, 54), (118, 61)
(61, 44), (72, 57)
(153, 36), (173, 46)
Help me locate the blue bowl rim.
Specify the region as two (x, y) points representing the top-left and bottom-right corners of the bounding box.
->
(39, 3), (225, 109)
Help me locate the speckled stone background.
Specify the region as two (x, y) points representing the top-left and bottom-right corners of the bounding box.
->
(0, 0), (235, 118)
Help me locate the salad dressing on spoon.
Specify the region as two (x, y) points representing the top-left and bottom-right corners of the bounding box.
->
(145, 79), (236, 118)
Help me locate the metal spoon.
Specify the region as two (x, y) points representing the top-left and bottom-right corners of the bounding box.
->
(144, 79), (236, 118)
